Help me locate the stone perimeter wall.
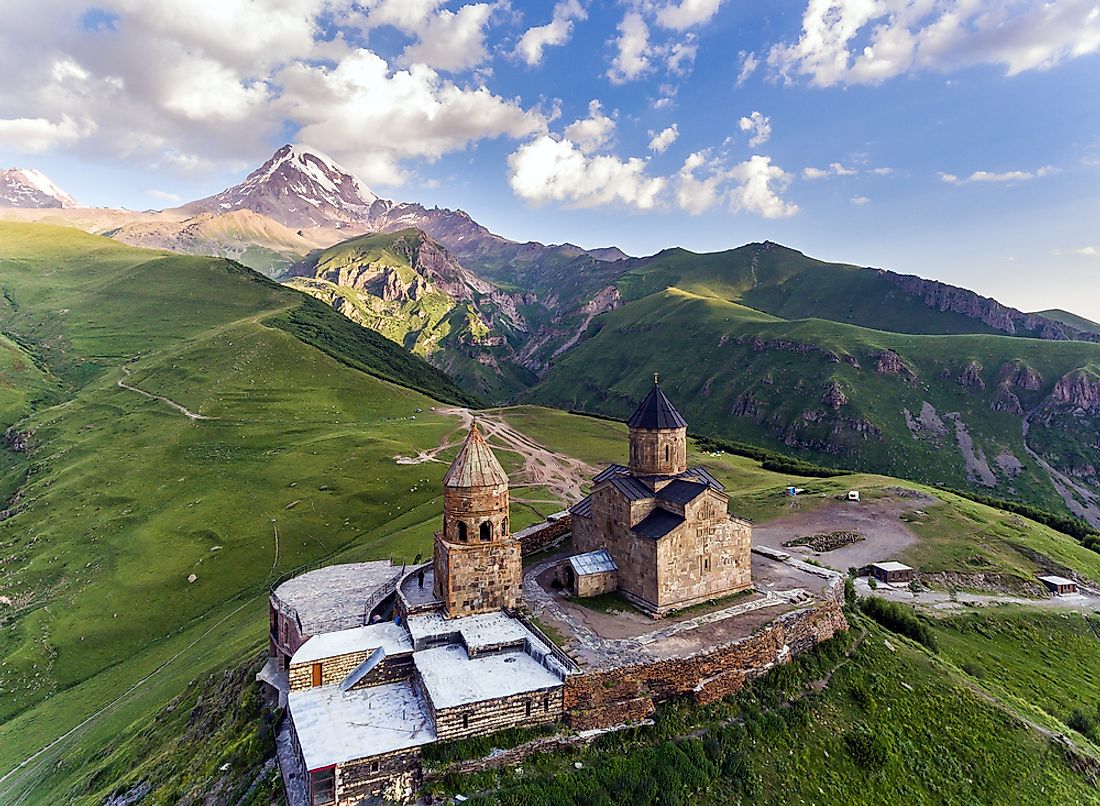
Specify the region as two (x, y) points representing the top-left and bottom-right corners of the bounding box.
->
(563, 589), (848, 730)
(515, 515), (573, 555)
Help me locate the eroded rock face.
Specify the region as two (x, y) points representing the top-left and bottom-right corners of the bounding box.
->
(1050, 371), (1100, 415)
(734, 335), (858, 366)
(821, 381), (848, 410)
(989, 387), (1024, 416)
(957, 361), (986, 392)
(999, 362), (1042, 391)
(874, 349), (916, 380)
(883, 271), (1100, 343)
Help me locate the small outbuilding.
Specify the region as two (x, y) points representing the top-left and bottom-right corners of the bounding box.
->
(868, 561), (914, 584)
(562, 549), (618, 597)
(1038, 575), (1078, 596)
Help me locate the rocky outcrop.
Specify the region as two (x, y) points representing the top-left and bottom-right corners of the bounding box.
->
(874, 349), (916, 380)
(730, 391), (764, 418)
(989, 387), (1024, 416)
(883, 271), (1100, 344)
(999, 362), (1042, 391)
(734, 335), (858, 366)
(821, 381), (848, 411)
(1050, 371), (1100, 415)
(957, 361), (986, 392)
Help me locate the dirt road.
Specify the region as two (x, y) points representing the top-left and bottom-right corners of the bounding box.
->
(395, 407), (598, 503)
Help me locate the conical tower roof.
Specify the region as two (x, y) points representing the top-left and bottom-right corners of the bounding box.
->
(627, 375), (688, 429)
(443, 422), (509, 488)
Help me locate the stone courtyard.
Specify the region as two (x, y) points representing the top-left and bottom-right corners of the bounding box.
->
(523, 543), (837, 668)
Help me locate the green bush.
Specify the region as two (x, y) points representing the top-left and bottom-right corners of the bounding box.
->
(860, 596), (938, 652)
(843, 723), (892, 769)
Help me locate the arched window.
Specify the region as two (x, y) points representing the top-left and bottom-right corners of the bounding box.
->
(665, 444), (670, 463)
(502, 517), (508, 535)
(480, 521), (492, 542)
(458, 521), (468, 542)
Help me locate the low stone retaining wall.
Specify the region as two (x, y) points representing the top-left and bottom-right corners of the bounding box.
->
(563, 594), (848, 729)
(516, 514), (572, 555)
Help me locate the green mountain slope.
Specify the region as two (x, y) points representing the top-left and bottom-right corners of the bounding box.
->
(285, 228), (535, 400)
(617, 242), (1097, 340)
(1034, 308), (1100, 336)
(525, 285), (1100, 522)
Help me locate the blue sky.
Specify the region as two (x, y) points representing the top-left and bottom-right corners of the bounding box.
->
(2, 1), (1099, 318)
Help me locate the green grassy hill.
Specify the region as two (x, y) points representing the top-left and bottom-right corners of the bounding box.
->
(526, 255), (1100, 521)
(1034, 308), (1100, 336)
(286, 229), (535, 400)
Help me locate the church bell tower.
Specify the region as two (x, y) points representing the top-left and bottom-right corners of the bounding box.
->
(433, 422), (522, 617)
(627, 373), (688, 477)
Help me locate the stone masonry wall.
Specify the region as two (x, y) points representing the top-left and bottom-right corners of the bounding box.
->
(337, 747), (422, 805)
(563, 597), (848, 730)
(515, 515), (573, 555)
(289, 651), (412, 691)
(434, 534), (522, 617)
(430, 686), (565, 742)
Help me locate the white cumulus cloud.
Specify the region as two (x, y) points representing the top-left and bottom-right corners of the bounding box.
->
(769, 0), (1100, 87)
(655, 0), (725, 31)
(738, 111), (771, 147)
(803, 162), (857, 179)
(676, 151), (799, 217)
(648, 124), (679, 153)
(940, 166), (1057, 184)
(607, 11), (653, 83)
(563, 100), (616, 154)
(515, 0), (587, 66)
(279, 50), (546, 185)
(508, 135), (665, 210)
(0, 114), (96, 152)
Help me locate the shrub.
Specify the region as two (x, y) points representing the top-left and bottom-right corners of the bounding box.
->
(692, 434), (851, 477)
(844, 577), (857, 610)
(1067, 708), (1096, 740)
(860, 596), (938, 652)
(843, 723), (892, 769)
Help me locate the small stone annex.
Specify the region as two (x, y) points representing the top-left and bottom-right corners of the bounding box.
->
(262, 382), (848, 806)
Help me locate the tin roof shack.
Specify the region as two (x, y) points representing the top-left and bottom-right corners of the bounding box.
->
(868, 562), (914, 584)
(564, 549), (618, 597)
(1039, 575), (1078, 596)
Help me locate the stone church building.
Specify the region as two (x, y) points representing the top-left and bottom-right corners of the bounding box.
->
(569, 378), (752, 615)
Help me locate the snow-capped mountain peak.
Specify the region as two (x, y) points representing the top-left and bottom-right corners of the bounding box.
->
(0, 168), (79, 209)
(180, 144), (379, 228)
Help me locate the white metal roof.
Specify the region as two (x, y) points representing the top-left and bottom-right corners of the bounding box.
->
(1039, 575), (1077, 587)
(406, 610), (534, 652)
(568, 549), (617, 576)
(870, 561), (913, 572)
(413, 644), (563, 710)
(291, 621), (412, 666)
(288, 681), (435, 771)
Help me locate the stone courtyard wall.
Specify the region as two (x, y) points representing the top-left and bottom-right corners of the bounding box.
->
(515, 515), (573, 555)
(563, 593), (848, 729)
